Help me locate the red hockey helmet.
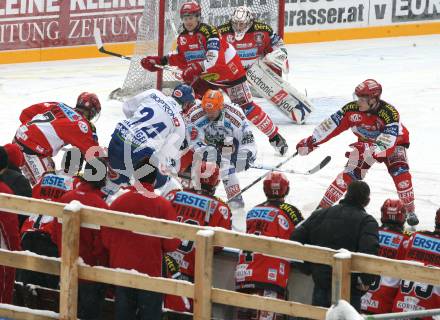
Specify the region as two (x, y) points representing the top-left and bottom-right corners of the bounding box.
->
(180, 1), (201, 18)
(355, 79), (382, 99)
(381, 199), (406, 225)
(436, 208), (440, 229)
(263, 172), (290, 199)
(76, 92), (101, 121)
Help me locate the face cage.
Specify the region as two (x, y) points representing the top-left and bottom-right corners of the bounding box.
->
(232, 21), (252, 40)
(77, 106), (100, 123)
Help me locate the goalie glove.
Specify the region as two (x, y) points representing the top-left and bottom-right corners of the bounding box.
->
(264, 48), (289, 74)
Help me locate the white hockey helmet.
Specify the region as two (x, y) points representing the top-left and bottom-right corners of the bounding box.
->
(231, 6), (253, 40)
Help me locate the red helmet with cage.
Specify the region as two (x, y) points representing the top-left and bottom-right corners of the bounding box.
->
(436, 208), (440, 229)
(76, 92), (101, 121)
(180, 1), (201, 18)
(381, 199), (406, 225)
(355, 79), (382, 99)
(263, 172), (290, 199)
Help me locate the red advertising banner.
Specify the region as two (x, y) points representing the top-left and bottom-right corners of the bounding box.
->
(0, 0), (144, 51)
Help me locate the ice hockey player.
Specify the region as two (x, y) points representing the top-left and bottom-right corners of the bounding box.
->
(17, 148), (83, 291)
(218, 6), (288, 73)
(140, 1), (288, 155)
(186, 89), (257, 208)
(391, 209), (440, 315)
(296, 79), (418, 225)
(102, 160), (179, 320)
(14, 92), (101, 185)
(361, 199), (410, 314)
(52, 157), (109, 319)
(235, 172), (303, 320)
(104, 87), (187, 196)
(164, 161), (231, 315)
(0, 149), (20, 304)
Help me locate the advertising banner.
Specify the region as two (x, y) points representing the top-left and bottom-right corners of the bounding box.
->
(0, 0), (144, 51)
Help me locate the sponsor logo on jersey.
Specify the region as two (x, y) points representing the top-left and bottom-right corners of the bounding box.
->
(278, 215), (289, 230)
(219, 206), (229, 220)
(174, 191), (211, 211)
(41, 174), (71, 190)
(247, 207), (277, 222)
(237, 48), (258, 59)
(227, 34), (235, 43)
(254, 32), (264, 44)
(184, 50), (205, 62)
(227, 61), (239, 75)
(235, 264), (252, 281)
(267, 268), (277, 281)
(207, 39), (220, 51)
(350, 114), (362, 122)
(398, 180), (411, 189)
(396, 296), (423, 311)
(412, 234), (440, 254)
(236, 43), (252, 49)
(188, 44), (198, 49)
(179, 37), (187, 45)
(383, 124), (399, 136)
(379, 230), (404, 249)
(58, 103), (80, 122)
(190, 127), (198, 140)
(78, 121), (89, 134)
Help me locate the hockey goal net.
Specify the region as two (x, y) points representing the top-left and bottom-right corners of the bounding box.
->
(110, 0), (285, 100)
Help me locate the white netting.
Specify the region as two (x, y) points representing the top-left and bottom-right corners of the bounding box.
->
(111, 0), (283, 100)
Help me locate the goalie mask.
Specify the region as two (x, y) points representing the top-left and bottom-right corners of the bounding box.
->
(231, 6), (253, 41)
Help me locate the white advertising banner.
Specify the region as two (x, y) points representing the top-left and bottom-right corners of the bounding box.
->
(284, 0), (440, 32)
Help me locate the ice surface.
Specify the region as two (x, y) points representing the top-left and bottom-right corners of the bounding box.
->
(1, 35), (439, 232)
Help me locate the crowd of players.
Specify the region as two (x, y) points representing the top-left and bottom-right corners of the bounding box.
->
(0, 1), (437, 319)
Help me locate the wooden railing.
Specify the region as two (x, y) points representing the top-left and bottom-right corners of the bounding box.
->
(0, 193), (439, 320)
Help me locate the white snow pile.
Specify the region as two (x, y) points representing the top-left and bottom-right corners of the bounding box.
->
(326, 300), (363, 320)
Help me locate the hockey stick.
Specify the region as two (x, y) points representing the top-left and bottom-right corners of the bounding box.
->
(227, 151), (298, 203)
(252, 156), (331, 175)
(93, 28), (131, 60)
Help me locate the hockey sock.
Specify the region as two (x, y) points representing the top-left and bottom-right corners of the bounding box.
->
(319, 173), (353, 208)
(244, 103), (278, 139)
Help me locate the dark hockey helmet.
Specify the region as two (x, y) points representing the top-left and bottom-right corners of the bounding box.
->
(263, 172), (290, 199)
(180, 1), (201, 18)
(355, 79), (382, 99)
(436, 208), (440, 229)
(381, 199), (406, 225)
(172, 84), (195, 111)
(76, 92), (101, 121)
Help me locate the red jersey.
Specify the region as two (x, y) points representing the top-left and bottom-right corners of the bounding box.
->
(235, 201), (303, 293)
(51, 182), (109, 267)
(165, 189), (231, 279)
(15, 102), (98, 157)
(311, 101), (410, 157)
(20, 172), (78, 236)
(218, 20), (284, 69)
(167, 23), (246, 83)
(361, 226), (410, 314)
(102, 183), (179, 276)
(392, 231), (440, 318)
(0, 182), (20, 304)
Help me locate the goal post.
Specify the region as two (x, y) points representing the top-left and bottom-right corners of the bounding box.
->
(111, 0), (286, 100)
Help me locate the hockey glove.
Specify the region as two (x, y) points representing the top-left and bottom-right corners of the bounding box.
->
(345, 142), (377, 162)
(296, 136), (318, 156)
(141, 56), (165, 72)
(182, 63), (203, 84)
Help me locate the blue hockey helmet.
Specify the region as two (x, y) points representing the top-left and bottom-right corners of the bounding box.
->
(172, 84), (195, 110)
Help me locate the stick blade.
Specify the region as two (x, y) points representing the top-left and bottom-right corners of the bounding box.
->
(307, 155), (331, 174)
(93, 28), (103, 49)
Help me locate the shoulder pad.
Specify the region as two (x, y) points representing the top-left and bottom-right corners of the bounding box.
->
(253, 21), (273, 33)
(377, 101), (399, 124)
(278, 202), (304, 226)
(218, 22), (233, 34)
(341, 101), (359, 113)
(199, 23), (219, 38)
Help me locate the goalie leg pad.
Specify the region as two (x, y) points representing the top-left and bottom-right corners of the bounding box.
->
(224, 81), (253, 108)
(244, 102), (278, 139)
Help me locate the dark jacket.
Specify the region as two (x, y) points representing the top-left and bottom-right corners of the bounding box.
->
(291, 200), (379, 289)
